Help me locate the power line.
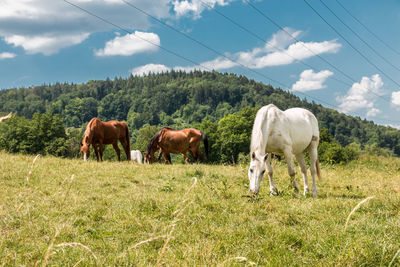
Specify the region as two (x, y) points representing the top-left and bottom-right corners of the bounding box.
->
(61, 0), (400, 124)
(320, 0), (400, 73)
(120, 0), (289, 89)
(304, 0), (399, 102)
(243, 0), (357, 84)
(198, 0), (352, 87)
(336, 0), (400, 57)
(61, 0), (213, 72)
(118, 0), (400, 124)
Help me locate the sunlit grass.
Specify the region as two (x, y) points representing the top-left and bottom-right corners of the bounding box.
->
(0, 152), (399, 265)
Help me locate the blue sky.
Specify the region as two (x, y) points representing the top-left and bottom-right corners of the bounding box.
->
(1, 0), (400, 128)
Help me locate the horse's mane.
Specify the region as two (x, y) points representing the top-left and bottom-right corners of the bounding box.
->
(83, 118), (98, 144)
(250, 104), (277, 154)
(146, 129), (163, 153)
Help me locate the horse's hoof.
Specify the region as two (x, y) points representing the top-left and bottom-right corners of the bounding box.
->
(270, 189), (278, 196)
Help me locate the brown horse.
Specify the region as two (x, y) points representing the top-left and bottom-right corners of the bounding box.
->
(80, 118), (131, 162)
(144, 127), (209, 164)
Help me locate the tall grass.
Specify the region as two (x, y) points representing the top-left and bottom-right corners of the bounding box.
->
(0, 152), (399, 265)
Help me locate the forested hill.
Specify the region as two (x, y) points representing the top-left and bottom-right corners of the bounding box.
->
(1, 70), (399, 156)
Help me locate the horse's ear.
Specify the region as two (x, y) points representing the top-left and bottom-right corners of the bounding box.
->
(251, 152), (256, 160)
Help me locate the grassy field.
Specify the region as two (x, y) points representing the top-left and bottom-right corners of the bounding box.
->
(0, 152), (399, 266)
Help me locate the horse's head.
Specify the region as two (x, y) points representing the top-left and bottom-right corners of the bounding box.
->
(248, 151), (268, 195)
(80, 141), (90, 161)
(144, 150), (155, 164)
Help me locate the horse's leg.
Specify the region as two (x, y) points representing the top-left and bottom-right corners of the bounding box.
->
(99, 141), (104, 161)
(93, 143), (100, 161)
(188, 149), (197, 162)
(295, 153), (309, 196)
(266, 153), (277, 195)
(197, 150), (204, 163)
(112, 142), (121, 161)
(120, 138), (130, 161)
(309, 142), (319, 197)
(158, 148), (163, 163)
(284, 147), (299, 193)
(182, 152), (190, 164)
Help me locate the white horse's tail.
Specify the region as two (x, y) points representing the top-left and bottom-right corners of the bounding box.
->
(316, 159), (322, 181)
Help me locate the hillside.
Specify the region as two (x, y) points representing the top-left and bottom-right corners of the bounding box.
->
(0, 71), (399, 156)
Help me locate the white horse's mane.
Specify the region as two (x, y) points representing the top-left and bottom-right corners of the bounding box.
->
(250, 104), (276, 154)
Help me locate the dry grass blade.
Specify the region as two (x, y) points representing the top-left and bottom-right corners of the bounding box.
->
(345, 196), (374, 230)
(218, 256), (256, 266)
(26, 154), (40, 183)
(130, 235), (168, 250)
(72, 258), (84, 267)
(42, 229), (59, 267)
(389, 249), (400, 267)
(62, 174), (75, 203)
(55, 242), (97, 260)
(156, 177), (197, 266)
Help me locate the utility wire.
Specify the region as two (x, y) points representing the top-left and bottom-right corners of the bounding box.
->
(120, 0), (400, 124)
(243, 0), (357, 84)
(336, 0), (400, 57)
(61, 0), (400, 124)
(121, 0), (288, 89)
(320, 0), (400, 73)
(304, 0), (398, 102)
(61, 0), (213, 72)
(198, 0), (352, 87)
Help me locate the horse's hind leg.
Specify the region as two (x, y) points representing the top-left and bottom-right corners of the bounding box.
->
(112, 142), (121, 161)
(120, 138), (130, 161)
(295, 153), (309, 196)
(309, 141), (319, 197)
(284, 147), (299, 193)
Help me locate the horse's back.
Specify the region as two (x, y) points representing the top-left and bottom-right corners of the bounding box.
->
(284, 108), (319, 153)
(284, 108), (319, 136)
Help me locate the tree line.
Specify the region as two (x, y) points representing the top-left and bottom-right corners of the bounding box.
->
(0, 70), (399, 163)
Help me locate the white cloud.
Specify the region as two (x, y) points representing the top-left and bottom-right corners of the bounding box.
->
(366, 108), (381, 117)
(0, 0), (170, 55)
(95, 31), (160, 56)
(5, 33), (90, 55)
(391, 91), (400, 107)
(291, 69), (333, 92)
(169, 28), (341, 72)
(337, 74), (384, 117)
(0, 52), (16, 59)
(173, 0), (230, 18)
(131, 63), (171, 76)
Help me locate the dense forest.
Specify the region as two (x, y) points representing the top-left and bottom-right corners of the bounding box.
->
(0, 71), (399, 162)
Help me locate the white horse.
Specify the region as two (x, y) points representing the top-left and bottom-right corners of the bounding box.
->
(248, 104), (321, 197)
(130, 150), (143, 164)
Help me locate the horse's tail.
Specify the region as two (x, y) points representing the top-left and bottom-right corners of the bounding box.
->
(201, 131), (209, 162)
(125, 124), (131, 160)
(316, 159), (322, 181)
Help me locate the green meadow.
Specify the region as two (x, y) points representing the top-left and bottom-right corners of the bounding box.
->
(0, 152), (399, 266)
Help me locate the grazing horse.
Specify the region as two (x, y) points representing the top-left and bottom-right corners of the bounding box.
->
(130, 150), (143, 164)
(144, 127), (209, 164)
(248, 104), (321, 197)
(80, 118), (131, 162)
